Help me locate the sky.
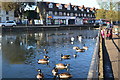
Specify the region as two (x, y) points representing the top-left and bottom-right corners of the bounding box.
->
(38, 0), (100, 8)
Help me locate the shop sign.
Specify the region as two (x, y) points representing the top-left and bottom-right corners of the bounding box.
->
(48, 16), (53, 18)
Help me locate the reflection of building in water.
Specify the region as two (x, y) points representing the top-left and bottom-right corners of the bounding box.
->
(2, 35), (26, 64)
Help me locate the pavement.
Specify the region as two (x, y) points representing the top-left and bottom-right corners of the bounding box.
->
(100, 25), (120, 80)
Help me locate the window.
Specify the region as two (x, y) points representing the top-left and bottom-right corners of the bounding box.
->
(70, 13), (73, 16)
(75, 13), (78, 16)
(79, 14), (80, 16)
(59, 4), (62, 9)
(59, 12), (62, 16)
(88, 14), (89, 17)
(67, 13), (69, 16)
(87, 9), (89, 12)
(81, 13), (83, 16)
(84, 14), (86, 17)
(0, 8), (1, 13)
(55, 12), (57, 15)
(74, 7), (77, 11)
(0, 17), (1, 22)
(64, 12), (66, 16)
(6, 17), (9, 21)
(81, 9), (84, 11)
(67, 6), (70, 10)
(49, 3), (53, 8)
(6, 11), (9, 15)
(48, 11), (52, 15)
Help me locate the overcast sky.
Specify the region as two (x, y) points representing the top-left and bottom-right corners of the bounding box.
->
(38, 0), (100, 8)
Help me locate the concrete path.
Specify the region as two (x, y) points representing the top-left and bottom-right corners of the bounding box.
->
(103, 26), (120, 80)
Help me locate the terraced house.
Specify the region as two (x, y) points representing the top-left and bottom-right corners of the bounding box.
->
(36, 2), (96, 25)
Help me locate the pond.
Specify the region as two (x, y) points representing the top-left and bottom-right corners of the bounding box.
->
(1, 29), (98, 79)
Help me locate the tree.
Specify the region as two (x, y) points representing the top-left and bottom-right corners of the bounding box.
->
(95, 9), (106, 19)
(96, 0), (119, 22)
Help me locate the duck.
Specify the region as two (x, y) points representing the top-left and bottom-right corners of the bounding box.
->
(52, 67), (58, 76)
(56, 63), (70, 69)
(76, 49), (85, 52)
(83, 44), (88, 50)
(61, 54), (70, 59)
(36, 69), (44, 80)
(73, 46), (79, 50)
(38, 59), (49, 64)
(44, 55), (50, 59)
(57, 72), (72, 79)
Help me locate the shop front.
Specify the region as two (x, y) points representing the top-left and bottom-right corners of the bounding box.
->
(46, 15), (76, 25)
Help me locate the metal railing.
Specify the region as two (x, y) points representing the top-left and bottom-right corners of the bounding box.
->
(87, 30), (100, 80)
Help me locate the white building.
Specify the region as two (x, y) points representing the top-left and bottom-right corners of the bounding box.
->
(0, 5), (15, 22)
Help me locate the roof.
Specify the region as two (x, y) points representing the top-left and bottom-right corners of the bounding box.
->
(24, 5), (37, 11)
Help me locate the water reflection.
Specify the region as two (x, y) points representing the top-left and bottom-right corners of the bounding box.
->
(2, 29), (98, 79)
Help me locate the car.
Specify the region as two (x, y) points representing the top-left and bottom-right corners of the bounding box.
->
(0, 21), (16, 27)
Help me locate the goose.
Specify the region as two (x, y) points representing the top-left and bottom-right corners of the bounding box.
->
(61, 54), (70, 59)
(43, 49), (48, 54)
(73, 46), (79, 50)
(36, 69), (44, 80)
(76, 49), (85, 52)
(44, 55), (50, 59)
(38, 59), (49, 64)
(57, 72), (72, 79)
(52, 67), (58, 76)
(56, 63), (70, 69)
(83, 44), (88, 50)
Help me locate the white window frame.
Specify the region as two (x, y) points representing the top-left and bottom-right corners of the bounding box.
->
(64, 12), (66, 16)
(67, 6), (70, 10)
(67, 13), (69, 16)
(55, 12), (57, 15)
(49, 3), (53, 8)
(74, 7), (77, 11)
(59, 4), (62, 9)
(48, 11), (53, 15)
(59, 12), (62, 15)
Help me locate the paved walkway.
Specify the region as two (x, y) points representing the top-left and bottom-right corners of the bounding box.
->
(102, 26), (120, 80)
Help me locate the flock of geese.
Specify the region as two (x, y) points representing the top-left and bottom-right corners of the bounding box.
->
(36, 36), (89, 80)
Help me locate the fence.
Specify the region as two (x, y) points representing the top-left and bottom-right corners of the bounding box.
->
(87, 30), (100, 80)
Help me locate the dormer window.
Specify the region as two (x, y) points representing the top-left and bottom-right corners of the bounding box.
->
(87, 9), (89, 12)
(49, 3), (53, 8)
(81, 9), (84, 11)
(74, 7), (77, 11)
(59, 12), (62, 15)
(59, 4), (62, 9)
(67, 6), (70, 10)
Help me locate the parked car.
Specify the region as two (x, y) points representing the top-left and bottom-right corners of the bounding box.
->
(0, 21), (16, 27)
